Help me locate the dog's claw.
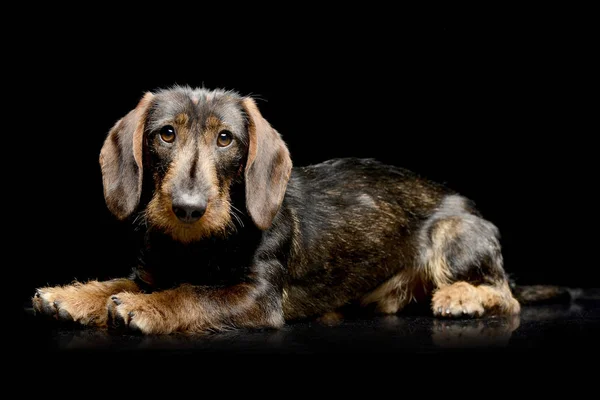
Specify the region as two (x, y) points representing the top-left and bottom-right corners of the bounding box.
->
(112, 310), (125, 328)
(128, 320), (142, 334)
(58, 308), (73, 322)
(107, 307), (114, 326)
(111, 296), (122, 305)
(41, 298), (56, 316)
(438, 307), (442, 314)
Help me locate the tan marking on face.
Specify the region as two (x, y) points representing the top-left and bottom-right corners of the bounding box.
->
(175, 113), (189, 126)
(206, 115), (220, 126)
(146, 188), (234, 243)
(203, 115), (236, 149)
(145, 154), (235, 243)
(204, 115), (224, 138)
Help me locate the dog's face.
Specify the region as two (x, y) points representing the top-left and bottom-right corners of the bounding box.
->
(144, 90), (248, 242)
(99, 87), (292, 243)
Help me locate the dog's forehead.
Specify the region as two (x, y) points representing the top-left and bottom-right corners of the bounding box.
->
(149, 88), (245, 128)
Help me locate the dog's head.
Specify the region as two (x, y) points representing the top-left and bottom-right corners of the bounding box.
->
(99, 86), (292, 243)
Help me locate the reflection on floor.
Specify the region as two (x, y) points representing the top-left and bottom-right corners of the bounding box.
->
(20, 290), (599, 355)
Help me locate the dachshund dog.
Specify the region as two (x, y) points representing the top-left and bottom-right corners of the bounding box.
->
(32, 86), (520, 334)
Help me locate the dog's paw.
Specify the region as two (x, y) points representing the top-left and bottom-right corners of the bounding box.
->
(432, 282), (485, 318)
(32, 288), (75, 322)
(32, 285), (108, 326)
(107, 292), (174, 335)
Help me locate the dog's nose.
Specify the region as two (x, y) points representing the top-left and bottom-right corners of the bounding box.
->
(172, 194), (207, 223)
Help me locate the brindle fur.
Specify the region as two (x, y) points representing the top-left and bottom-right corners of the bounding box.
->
(32, 86), (520, 334)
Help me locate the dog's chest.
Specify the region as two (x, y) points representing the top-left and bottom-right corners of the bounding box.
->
(136, 233), (259, 289)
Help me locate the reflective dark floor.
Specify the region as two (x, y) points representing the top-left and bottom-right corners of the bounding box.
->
(19, 289), (600, 357)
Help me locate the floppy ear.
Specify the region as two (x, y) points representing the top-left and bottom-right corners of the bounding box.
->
(242, 97), (293, 230)
(99, 92), (154, 220)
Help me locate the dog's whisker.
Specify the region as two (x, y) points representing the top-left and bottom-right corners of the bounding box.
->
(132, 211), (144, 226)
(244, 92), (266, 103)
(230, 205), (245, 228)
(234, 214), (244, 229)
(131, 210), (149, 231)
(230, 204), (244, 215)
(227, 217), (240, 234)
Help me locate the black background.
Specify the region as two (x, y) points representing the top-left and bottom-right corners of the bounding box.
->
(11, 20), (596, 308)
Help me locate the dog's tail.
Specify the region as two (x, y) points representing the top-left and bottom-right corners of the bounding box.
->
(508, 277), (599, 305)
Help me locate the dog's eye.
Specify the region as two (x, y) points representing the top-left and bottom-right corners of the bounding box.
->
(217, 130), (233, 147)
(159, 125), (176, 144)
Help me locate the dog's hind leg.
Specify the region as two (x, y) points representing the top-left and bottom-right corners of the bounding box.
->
(360, 269), (423, 314)
(418, 195), (520, 318)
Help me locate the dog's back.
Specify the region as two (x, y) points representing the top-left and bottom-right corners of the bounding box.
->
(278, 157), (514, 319)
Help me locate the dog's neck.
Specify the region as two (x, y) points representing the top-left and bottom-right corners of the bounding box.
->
(133, 215), (262, 290)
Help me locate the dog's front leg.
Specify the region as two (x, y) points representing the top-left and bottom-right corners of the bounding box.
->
(33, 279), (140, 327)
(107, 264), (284, 335)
